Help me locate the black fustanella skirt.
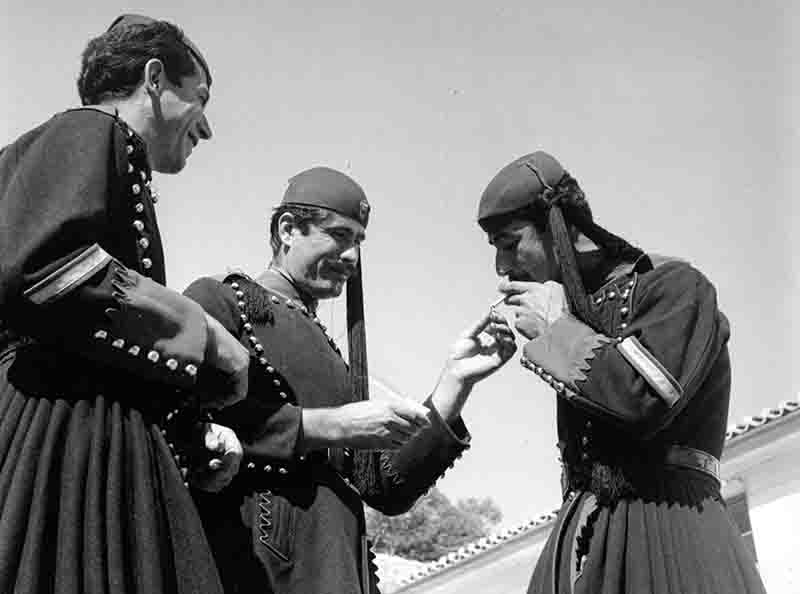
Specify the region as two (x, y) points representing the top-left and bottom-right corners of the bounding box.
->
(528, 470), (767, 594)
(0, 345), (224, 594)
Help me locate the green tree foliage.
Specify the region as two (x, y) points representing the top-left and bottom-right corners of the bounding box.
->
(366, 488), (502, 562)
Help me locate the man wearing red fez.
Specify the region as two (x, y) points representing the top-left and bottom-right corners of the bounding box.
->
(0, 15), (247, 594)
(184, 166), (518, 593)
(478, 152), (766, 593)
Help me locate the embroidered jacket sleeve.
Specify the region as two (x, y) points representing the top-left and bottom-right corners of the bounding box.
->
(0, 110), (207, 388)
(183, 277), (303, 465)
(358, 399), (471, 516)
(522, 261), (729, 438)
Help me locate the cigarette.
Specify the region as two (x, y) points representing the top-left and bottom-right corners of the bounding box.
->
(490, 295), (507, 308)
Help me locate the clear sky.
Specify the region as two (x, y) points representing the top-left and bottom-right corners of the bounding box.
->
(3, 1), (797, 528)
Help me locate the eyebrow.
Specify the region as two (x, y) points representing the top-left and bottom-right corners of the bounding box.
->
(488, 232), (512, 246)
(327, 225), (366, 242)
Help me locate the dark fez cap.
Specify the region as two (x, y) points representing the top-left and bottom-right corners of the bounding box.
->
(282, 167), (371, 228)
(107, 14), (212, 86)
(477, 151), (565, 222)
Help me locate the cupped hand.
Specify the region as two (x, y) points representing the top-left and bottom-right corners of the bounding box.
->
(441, 309), (518, 386)
(498, 279), (569, 340)
(335, 398), (432, 450)
(189, 422), (244, 492)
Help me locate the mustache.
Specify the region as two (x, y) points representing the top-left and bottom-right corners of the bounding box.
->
(508, 272), (535, 282)
(316, 262), (356, 278)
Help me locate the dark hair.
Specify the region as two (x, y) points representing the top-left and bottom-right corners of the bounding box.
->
(269, 205), (332, 255)
(78, 21), (198, 105)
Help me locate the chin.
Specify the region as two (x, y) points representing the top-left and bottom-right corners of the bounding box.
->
(151, 153), (186, 175)
(315, 282), (345, 300)
(323, 285), (345, 299)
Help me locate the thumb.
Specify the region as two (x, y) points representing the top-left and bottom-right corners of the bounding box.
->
(391, 398), (431, 424)
(205, 427), (220, 452)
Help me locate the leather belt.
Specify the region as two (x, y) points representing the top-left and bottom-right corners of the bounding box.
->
(563, 444), (721, 502)
(664, 445), (720, 485)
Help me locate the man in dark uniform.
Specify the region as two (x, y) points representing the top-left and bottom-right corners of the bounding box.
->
(0, 15), (246, 594)
(477, 151), (767, 593)
(185, 166), (517, 593)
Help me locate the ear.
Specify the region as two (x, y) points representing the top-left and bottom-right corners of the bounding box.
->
(143, 58), (166, 98)
(277, 212), (297, 249)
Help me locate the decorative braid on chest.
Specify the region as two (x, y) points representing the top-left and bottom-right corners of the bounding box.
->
(229, 275), (344, 357)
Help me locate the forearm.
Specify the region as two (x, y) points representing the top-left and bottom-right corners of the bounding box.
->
(429, 370), (472, 425)
(299, 407), (345, 453)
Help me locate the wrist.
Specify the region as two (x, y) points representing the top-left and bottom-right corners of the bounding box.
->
(431, 369), (472, 423)
(438, 366), (473, 393)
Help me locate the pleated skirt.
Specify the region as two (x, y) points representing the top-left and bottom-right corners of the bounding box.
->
(528, 481), (767, 594)
(0, 347), (224, 594)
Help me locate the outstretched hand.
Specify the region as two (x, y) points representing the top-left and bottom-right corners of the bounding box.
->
(442, 309), (518, 386)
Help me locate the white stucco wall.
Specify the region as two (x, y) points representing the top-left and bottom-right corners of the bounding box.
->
(395, 529), (551, 593)
(746, 454), (800, 594)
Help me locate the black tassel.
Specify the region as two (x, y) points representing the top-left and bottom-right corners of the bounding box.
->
(549, 205), (594, 326)
(346, 256), (381, 496)
(347, 258), (369, 402)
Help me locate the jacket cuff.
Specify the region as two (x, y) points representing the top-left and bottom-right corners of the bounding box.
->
(238, 404), (304, 476)
(80, 266), (208, 389)
(380, 395), (471, 493)
(522, 314), (611, 392)
(428, 396), (471, 447)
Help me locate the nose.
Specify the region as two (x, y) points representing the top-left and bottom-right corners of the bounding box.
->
(197, 113), (212, 140)
(340, 244), (360, 266)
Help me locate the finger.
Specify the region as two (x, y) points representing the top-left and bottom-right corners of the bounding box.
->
(501, 340), (519, 359)
(390, 436), (409, 448)
(392, 415), (428, 438)
(205, 429), (220, 452)
(489, 309), (510, 324)
(503, 294), (527, 307)
(462, 310), (493, 340)
(498, 279), (540, 295)
(391, 400), (432, 427)
(218, 429), (243, 456)
(484, 321), (516, 338)
(208, 458), (223, 471)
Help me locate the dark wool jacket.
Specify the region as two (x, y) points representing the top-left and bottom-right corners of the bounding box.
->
(522, 257), (731, 500)
(186, 271), (470, 594)
(0, 108), (224, 594)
